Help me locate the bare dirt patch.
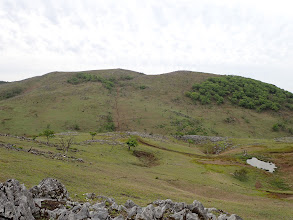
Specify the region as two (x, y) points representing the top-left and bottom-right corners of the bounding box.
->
(133, 150), (159, 167)
(267, 191), (293, 199)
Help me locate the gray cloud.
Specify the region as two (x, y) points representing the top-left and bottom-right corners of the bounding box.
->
(0, 0), (292, 92)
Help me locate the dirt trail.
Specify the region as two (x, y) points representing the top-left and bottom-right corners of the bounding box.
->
(138, 139), (251, 166)
(137, 138), (205, 158)
(114, 87), (120, 130)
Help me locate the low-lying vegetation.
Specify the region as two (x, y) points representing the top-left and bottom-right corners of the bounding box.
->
(270, 177), (291, 191)
(185, 75), (293, 112)
(67, 72), (115, 90)
(233, 168), (248, 182)
(67, 72), (134, 90)
(0, 87), (23, 100)
(171, 117), (208, 136)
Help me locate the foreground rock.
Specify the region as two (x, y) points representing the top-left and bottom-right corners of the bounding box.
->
(0, 179), (39, 219)
(30, 178), (69, 201)
(0, 178), (243, 220)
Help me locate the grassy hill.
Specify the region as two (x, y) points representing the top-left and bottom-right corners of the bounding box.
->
(0, 69), (292, 219)
(0, 69), (292, 138)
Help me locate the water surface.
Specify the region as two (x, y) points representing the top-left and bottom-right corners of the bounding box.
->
(246, 157), (277, 173)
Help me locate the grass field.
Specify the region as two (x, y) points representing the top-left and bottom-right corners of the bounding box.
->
(0, 132), (292, 220)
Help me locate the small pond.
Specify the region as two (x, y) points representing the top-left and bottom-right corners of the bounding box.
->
(246, 157), (277, 173)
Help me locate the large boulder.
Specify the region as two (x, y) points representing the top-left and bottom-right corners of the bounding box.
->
(124, 199), (138, 209)
(30, 178), (69, 201)
(135, 204), (155, 220)
(170, 209), (188, 220)
(187, 200), (208, 219)
(0, 179), (38, 219)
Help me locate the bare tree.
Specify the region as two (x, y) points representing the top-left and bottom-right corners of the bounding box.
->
(58, 135), (75, 156)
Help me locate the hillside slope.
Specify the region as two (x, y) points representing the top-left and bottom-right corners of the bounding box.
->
(0, 69), (292, 138)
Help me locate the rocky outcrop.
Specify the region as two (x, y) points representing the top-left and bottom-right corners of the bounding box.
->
(0, 178), (243, 220)
(30, 178), (69, 201)
(0, 179), (39, 219)
(178, 135), (226, 144)
(0, 143), (84, 163)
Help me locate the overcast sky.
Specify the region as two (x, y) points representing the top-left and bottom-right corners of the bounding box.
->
(0, 0), (292, 92)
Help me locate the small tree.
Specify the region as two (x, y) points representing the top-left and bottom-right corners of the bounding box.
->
(39, 129), (55, 144)
(188, 139), (194, 147)
(58, 135), (75, 156)
(89, 132), (97, 140)
(126, 136), (138, 150)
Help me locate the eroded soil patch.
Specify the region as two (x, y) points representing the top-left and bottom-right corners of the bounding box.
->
(133, 150), (159, 167)
(267, 191), (293, 199)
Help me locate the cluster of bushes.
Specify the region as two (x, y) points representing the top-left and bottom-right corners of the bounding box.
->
(233, 168), (248, 182)
(119, 75), (134, 80)
(0, 87), (23, 100)
(67, 73), (134, 90)
(104, 114), (115, 132)
(272, 122), (293, 134)
(185, 76), (293, 112)
(171, 118), (207, 136)
(67, 73), (115, 90)
(96, 113), (115, 133)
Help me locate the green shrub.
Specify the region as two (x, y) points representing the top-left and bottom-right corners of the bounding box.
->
(120, 75), (134, 80)
(103, 114), (115, 132)
(171, 118), (207, 135)
(272, 123), (286, 132)
(233, 168), (248, 181)
(73, 124), (80, 131)
(285, 104), (293, 110)
(224, 117), (235, 123)
(39, 129), (55, 143)
(272, 124), (280, 132)
(67, 73), (115, 90)
(103, 80), (114, 90)
(89, 132), (97, 140)
(270, 178), (290, 190)
(126, 136), (138, 150)
(67, 77), (79, 85)
(0, 87), (23, 99)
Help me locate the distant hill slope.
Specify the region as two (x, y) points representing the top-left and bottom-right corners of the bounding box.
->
(0, 69), (292, 138)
